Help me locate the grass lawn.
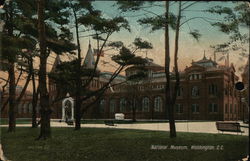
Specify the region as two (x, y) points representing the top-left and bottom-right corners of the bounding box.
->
(1, 127), (248, 161)
(0, 118), (32, 125)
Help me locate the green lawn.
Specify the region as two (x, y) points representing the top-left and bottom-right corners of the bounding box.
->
(0, 118), (32, 125)
(1, 127), (248, 161)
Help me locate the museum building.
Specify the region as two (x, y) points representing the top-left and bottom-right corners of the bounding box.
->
(1, 43), (245, 121)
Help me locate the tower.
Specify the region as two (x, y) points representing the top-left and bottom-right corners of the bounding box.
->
(83, 42), (95, 69)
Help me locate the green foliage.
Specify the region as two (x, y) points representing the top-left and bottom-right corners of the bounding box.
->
(208, 2), (249, 57)
(189, 29), (201, 41)
(127, 71), (147, 82)
(138, 13), (177, 32)
(133, 38), (153, 49)
(107, 41), (124, 49)
(116, 1), (146, 12)
(112, 46), (148, 66)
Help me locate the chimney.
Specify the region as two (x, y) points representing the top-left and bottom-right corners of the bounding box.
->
(214, 52), (216, 63)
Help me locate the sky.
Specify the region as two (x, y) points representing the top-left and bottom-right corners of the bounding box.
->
(75, 1), (249, 75)
(0, 1), (249, 91)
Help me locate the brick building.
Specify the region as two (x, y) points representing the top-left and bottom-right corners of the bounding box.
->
(2, 44), (243, 121)
(98, 54), (241, 121)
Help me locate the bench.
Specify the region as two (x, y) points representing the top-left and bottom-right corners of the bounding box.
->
(216, 121), (244, 135)
(104, 120), (115, 126)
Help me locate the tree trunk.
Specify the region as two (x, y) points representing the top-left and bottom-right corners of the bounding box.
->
(164, 1), (176, 138)
(7, 1), (16, 133)
(72, 6), (82, 130)
(37, 0), (51, 139)
(132, 105), (136, 122)
(31, 60), (38, 128)
(8, 63), (16, 132)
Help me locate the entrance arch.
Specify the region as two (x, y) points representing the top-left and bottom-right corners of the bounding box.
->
(62, 97), (74, 121)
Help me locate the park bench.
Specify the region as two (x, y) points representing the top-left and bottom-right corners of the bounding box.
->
(104, 120), (115, 126)
(216, 121), (244, 135)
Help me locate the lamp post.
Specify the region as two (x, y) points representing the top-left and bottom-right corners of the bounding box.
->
(235, 82), (249, 123)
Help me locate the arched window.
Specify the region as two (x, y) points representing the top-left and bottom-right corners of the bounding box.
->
(154, 96), (162, 112)
(142, 97), (150, 112)
(99, 99), (105, 113)
(119, 98), (127, 112)
(110, 99), (116, 113)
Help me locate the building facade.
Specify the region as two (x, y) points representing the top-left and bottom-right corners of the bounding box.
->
(98, 54), (241, 121)
(1, 46), (243, 121)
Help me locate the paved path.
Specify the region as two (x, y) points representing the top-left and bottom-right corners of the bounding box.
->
(1, 121), (248, 136)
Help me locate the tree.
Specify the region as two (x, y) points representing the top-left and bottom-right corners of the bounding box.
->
(1, 0), (38, 132)
(49, 37), (151, 127)
(207, 2), (249, 65)
(36, 0), (77, 139)
(116, 1), (203, 138)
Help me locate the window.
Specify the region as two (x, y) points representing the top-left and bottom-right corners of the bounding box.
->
(191, 104), (199, 113)
(18, 104), (23, 114)
(189, 73), (201, 80)
(99, 99), (105, 113)
(142, 97), (150, 112)
(230, 104), (233, 113)
(209, 103), (218, 113)
(175, 104), (183, 113)
(177, 87), (183, 97)
(154, 96), (162, 112)
(110, 99), (116, 113)
(120, 98), (127, 112)
(191, 86), (199, 97)
(225, 104), (228, 113)
(130, 99), (139, 112)
(234, 104), (237, 113)
(23, 103), (29, 113)
(229, 88), (233, 96)
(209, 84), (218, 95)
(225, 89), (228, 95)
(28, 103), (32, 114)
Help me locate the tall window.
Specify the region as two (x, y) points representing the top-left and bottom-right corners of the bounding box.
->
(234, 104), (237, 113)
(23, 103), (28, 113)
(120, 98), (127, 112)
(230, 104), (233, 113)
(142, 97), (150, 112)
(191, 104), (199, 113)
(191, 86), (199, 97)
(175, 104), (183, 113)
(130, 99), (138, 112)
(110, 99), (116, 113)
(225, 104), (228, 113)
(99, 99), (105, 113)
(177, 87), (183, 97)
(209, 84), (218, 95)
(154, 96), (162, 112)
(18, 104), (23, 114)
(225, 88), (228, 95)
(28, 103), (32, 114)
(209, 103), (218, 113)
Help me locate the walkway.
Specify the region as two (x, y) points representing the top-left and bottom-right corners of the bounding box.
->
(1, 121), (248, 136)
